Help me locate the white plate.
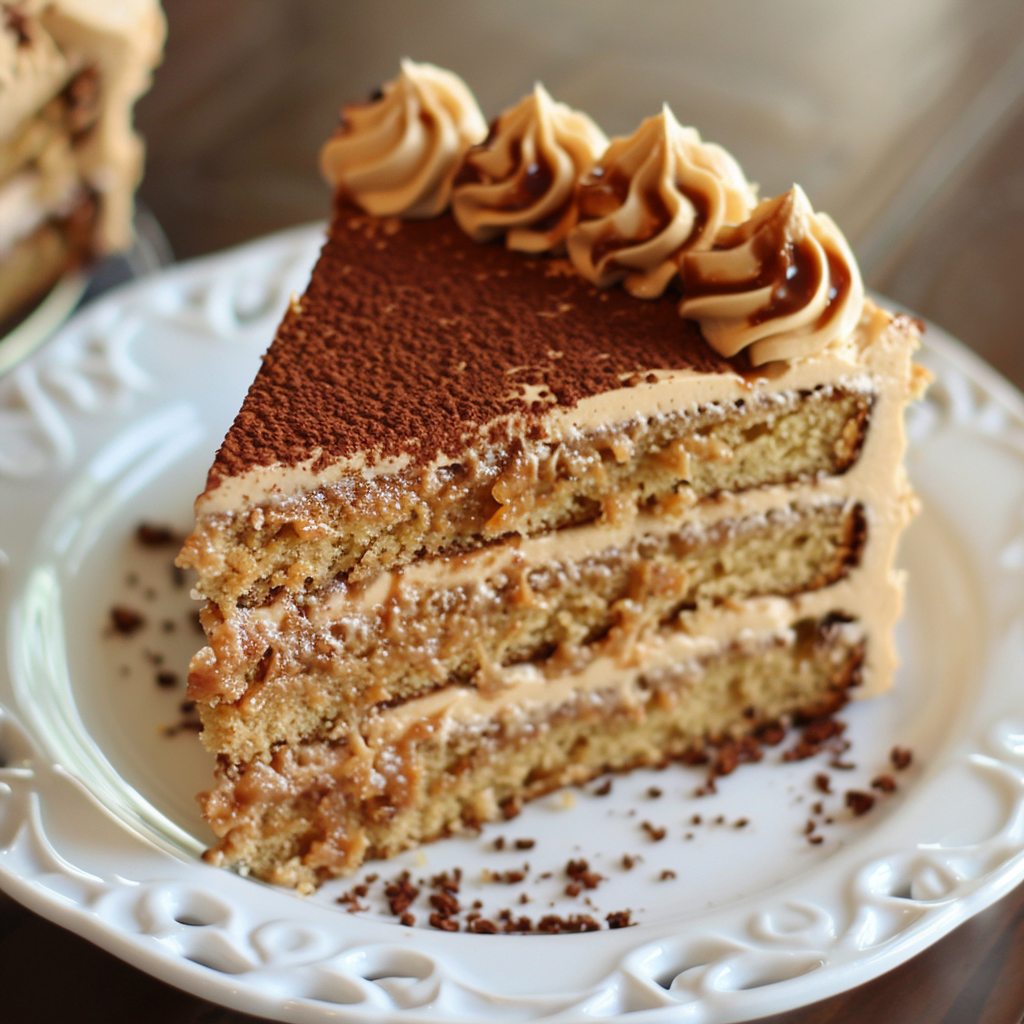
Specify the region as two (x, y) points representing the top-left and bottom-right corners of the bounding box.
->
(1, 224), (1023, 1024)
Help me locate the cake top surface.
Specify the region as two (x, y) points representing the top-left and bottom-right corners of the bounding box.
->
(203, 61), (867, 502)
(206, 205), (734, 493)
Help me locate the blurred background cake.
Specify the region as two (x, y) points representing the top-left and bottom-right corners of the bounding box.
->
(0, 0), (164, 329)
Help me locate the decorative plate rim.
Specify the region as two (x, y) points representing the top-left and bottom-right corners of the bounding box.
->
(1, 224), (1023, 1024)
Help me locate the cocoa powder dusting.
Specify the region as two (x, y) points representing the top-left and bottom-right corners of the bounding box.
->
(206, 206), (729, 491)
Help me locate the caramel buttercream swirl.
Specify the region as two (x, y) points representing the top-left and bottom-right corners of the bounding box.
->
(451, 83), (607, 253)
(677, 185), (865, 366)
(566, 106), (757, 298)
(319, 59), (487, 219)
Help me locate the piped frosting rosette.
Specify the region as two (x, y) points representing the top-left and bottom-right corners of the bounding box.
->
(677, 186), (865, 366)
(567, 106), (757, 298)
(451, 84), (608, 253)
(319, 59), (487, 218)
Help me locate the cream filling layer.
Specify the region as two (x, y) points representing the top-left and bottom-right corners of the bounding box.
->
(357, 594), (866, 748)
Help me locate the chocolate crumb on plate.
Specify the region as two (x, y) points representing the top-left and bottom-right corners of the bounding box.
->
(565, 858), (603, 890)
(431, 868), (462, 893)
(592, 778), (613, 796)
(514, 838), (535, 850)
(659, 869), (677, 881)
(486, 869), (526, 885)
(641, 821), (667, 841)
(536, 914), (600, 934)
(384, 872), (419, 916)
(429, 913), (459, 932)
(606, 910), (634, 929)
(136, 522), (183, 547)
(155, 670), (178, 688)
(814, 772), (832, 794)
(871, 774), (897, 793)
(845, 790), (876, 816)
(109, 606), (145, 635)
(783, 717), (846, 762)
(891, 746), (913, 770)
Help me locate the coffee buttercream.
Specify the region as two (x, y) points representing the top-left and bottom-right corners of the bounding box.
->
(320, 59), (487, 219)
(678, 186), (865, 367)
(452, 83), (607, 252)
(567, 106), (756, 298)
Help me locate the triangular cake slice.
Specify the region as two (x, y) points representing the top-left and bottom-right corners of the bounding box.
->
(179, 62), (926, 891)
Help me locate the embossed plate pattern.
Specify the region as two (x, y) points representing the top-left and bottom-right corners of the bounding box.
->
(1, 224), (1022, 1023)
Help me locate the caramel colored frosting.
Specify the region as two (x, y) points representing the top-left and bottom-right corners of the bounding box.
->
(567, 106), (757, 298)
(677, 185), (865, 367)
(451, 83), (607, 253)
(319, 59), (487, 219)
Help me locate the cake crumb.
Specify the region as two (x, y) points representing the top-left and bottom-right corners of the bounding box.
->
(155, 670), (178, 688)
(814, 773), (832, 794)
(110, 606), (145, 635)
(514, 838), (535, 850)
(641, 821), (667, 842)
(784, 717), (846, 762)
(606, 910), (634, 929)
(845, 790), (875, 816)
(384, 872), (419, 916)
(593, 778), (612, 796)
(646, 786), (663, 799)
(871, 774), (897, 793)
(429, 913), (458, 932)
(565, 859), (603, 890)
(808, 835), (824, 845)
(659, 869), (677, 881)
(136, 523), (182, 547)
(891, 747), (913, 771)
(757, 722), (786, 746)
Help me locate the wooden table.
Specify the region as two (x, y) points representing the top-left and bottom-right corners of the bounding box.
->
(4, 2), (1024, 1020)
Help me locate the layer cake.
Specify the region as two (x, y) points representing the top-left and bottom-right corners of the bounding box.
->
(0, 0), (164, 326)
(179, 62), (926, 890)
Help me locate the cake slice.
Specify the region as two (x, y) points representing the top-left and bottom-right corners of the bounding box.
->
(179, 62), (926, 890)
(0, 0), (164, 326)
